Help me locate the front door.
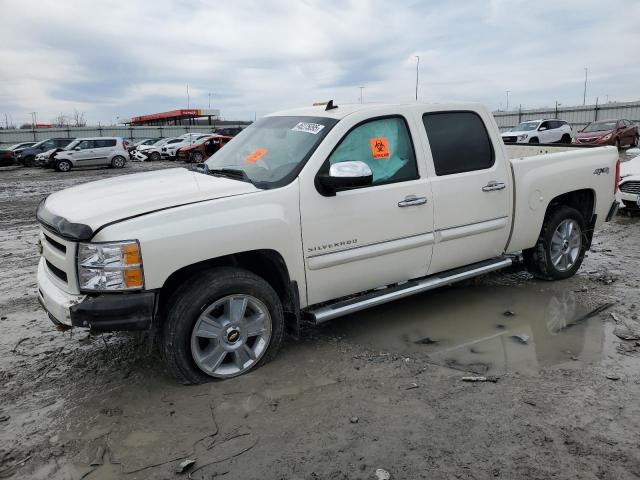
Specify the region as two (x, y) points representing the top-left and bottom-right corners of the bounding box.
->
(299, 114), (434, 306)
(71, 139), (97, 166)
(420, 110), (512, 274)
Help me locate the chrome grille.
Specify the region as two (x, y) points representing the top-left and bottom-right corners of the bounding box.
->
(620, 181), (640, 195)
(40, 227), (79, 294)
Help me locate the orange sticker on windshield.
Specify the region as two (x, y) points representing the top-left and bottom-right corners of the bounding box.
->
(369, 138), (390, 159)
(245, 148), (268, 164)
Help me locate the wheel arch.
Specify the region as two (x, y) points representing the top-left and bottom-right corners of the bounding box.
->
(157, 249), (301, 335)
(544, 188), (596, 246)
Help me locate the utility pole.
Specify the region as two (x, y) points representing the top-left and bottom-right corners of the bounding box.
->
(187, 85), (190, 109)
(359, 86), (364, 104)
(30, 111), (38, 127)
(208, 93), (212, 109)
(555, 100), (561, 118)
(583, 68), (588, 105)
(506, 91), (510, 111)
(4, 113), (8, 129)
(415, 55), (420, 101)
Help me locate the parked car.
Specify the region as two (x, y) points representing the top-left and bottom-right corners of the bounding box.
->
(129, 138), (162, 154)
(35, 101), (619, 383)
(51, 137), (129, 172)
(619, 155), (640, 209)
(572, 119), (639, 148)
(16, 138), (75, 166)
(175, 134), (233, 163)
(7, 142), (37, 151)
(0, 147), (16, 166)
(212, 127), (244, 137)
(501, 119), (572, 144)
(161, 136), (209, 159)
(133, 138), (174, 161)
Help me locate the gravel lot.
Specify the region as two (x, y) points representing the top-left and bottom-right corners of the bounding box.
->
(1, 159), (639, 480)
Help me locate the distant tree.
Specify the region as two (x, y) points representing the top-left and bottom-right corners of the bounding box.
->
(72, 109), (87, 127)
(52, 113), (70, 127)
(19, 123), (32, 129)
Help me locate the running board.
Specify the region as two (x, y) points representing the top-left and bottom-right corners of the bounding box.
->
(307, 256), (514, 324)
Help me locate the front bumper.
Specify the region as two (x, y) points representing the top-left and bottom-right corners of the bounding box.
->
(37, 258), (155, 331)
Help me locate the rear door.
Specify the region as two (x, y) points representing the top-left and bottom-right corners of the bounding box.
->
(92, 139), (117, 165)
(420, 110), (512, 274)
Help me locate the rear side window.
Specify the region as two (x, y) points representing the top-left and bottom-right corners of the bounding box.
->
(95, 139), (117, 147)
(422, 111), (494, 176)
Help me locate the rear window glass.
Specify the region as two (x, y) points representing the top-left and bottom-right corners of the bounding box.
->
(422, 111), (495, 176)
(95, 139), (117, 147)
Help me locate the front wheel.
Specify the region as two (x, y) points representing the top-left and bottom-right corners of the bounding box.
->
(161, 268), (285, 384)
(55, 160), (72, 172)
(523, 206), (586, 280)
(529, 137), (539, 144)
(149, 151), (161, 161)
(191, 151), (204, 163)
(561, 134), (571, 144)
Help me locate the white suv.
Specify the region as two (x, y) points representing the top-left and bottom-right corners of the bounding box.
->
(502, 119), (572, 144)
(161, 135), (208, 159)
(52, 137), (129, 172)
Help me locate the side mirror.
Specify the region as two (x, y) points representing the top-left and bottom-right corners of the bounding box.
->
(74, 147), (81, 151)
(539, 127), (547, 131)
(317, 161), (373, 196)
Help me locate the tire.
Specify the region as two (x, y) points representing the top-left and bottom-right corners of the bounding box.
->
(191, 151), (204, 163)
(23, 155), (36, 167)
(161, 267), (285, 384)
(150, 151), (161, 161)
(632, 135), (639, 148)
(55, 160), (72, 172)
(561, 134), (571, 144)
(523, 206), (586, 280)
(529, 137), (539, 144)
(615, 138), (620, 149)
(111, 155), (126, 168)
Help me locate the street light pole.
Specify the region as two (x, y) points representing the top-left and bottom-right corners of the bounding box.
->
(208, 93), (211, 109)
(506, 90), (510, 111)
(583, 68), (588, 105)
(415, 55), (420, 101)
(359, 86), (364, 104)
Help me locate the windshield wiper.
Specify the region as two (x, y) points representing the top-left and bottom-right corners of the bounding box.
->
(191, 163), (256, 186)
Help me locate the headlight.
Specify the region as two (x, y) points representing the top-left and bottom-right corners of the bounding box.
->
(77, 240), (144, 292)
(517, 134), (529, 141)
(602, 133), (612, 141)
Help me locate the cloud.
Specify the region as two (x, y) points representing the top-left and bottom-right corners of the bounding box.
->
(0, 0), (639, 125)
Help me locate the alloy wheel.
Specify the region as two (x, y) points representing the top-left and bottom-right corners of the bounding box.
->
(550, 219), (581, 272)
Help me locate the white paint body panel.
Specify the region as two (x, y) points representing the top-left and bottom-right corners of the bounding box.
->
(37, 102), (618, 314)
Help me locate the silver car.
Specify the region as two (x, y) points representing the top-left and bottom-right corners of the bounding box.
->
(52, 137), (129, 172)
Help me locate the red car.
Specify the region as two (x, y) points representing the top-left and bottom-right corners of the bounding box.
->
(176, 134), (233, 163)
(572, 119), (638, 148)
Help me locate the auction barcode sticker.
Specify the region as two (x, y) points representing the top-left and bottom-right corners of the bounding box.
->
(292, 122), (325, 134)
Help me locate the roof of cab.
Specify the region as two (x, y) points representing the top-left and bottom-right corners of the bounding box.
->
(267, 101), (489, 120)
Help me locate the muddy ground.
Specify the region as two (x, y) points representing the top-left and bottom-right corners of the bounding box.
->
(1, 157), (639, 480)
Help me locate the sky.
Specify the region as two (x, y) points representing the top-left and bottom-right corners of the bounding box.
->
(1, 0), (639, 126)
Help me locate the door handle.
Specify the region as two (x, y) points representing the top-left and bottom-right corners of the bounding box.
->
(398, 195), (427, 207)
(482, 181), (506, 192)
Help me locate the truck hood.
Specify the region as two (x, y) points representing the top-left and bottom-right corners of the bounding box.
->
(38, 167), (259, 240)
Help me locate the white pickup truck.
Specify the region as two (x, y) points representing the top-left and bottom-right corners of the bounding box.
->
(36, 102), (620, 383)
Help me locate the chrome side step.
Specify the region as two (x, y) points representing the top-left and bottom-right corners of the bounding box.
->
(307, 256), (514, 324)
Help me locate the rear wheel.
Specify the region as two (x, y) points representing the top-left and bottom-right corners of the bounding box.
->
(111, 155), (126, 168)
(524, 206), (586, 280)
(529, 137), (539, 144)
(161, 267), (285, 384)
(55, 160), (72, 172)
(561, 134), (571, 144)
(23, 155), (36, 167)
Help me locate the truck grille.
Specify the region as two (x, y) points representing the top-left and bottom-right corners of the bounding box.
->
(620, 181), (640, 195)
(40, 227), (79, 294)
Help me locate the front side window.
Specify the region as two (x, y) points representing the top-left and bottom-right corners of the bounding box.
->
(326, 117), (418, 185)
(41, 140), (55, 149)
(422, 111), (494, 176)
(76, 140), (93, 150)
(205, 115), (337, 188)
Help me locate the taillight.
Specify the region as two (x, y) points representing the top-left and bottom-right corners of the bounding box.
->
(614, 160), (620, 193)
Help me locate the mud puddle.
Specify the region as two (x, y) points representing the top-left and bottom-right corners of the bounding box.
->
(330, 279), (627, 376)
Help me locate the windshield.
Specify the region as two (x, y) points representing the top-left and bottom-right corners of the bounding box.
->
(512, 122), (539, 132)
(205, 116), (337, 187)
(583, 121), (617, 132)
